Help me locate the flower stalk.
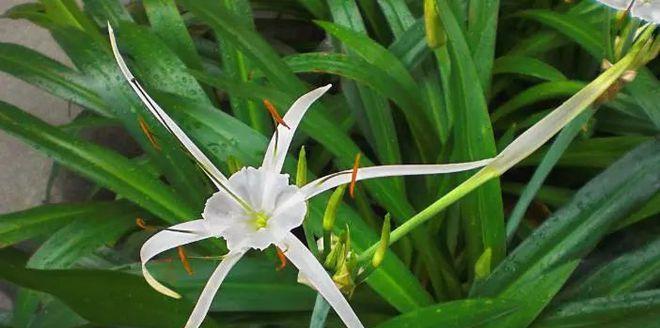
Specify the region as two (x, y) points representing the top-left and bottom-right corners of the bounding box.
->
(358, 25), (657, 261)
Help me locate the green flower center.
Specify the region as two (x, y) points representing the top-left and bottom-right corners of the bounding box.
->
(251, 211), (270, 229)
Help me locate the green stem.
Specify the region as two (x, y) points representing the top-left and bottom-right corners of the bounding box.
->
(358, 168), (497, 262)
(309, 293), (331, 328)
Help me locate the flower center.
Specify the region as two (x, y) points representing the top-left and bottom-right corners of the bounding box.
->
(251, 211), (270, 230)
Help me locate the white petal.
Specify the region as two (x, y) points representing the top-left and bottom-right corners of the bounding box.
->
(185, 250), (245, 328)
(107, 23), (233, 192)
(140, 219), (212, 298)
(594, 0), (634, 10)
(261, 85), (332, 174)
(278, 233), (365, 328)
(300, 159), (493, 199)
(631, 0), (660, 24)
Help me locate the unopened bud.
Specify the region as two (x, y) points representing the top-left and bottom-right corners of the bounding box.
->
(296, 146), (307, 187)
(372, 213), (391, 268)
(323, 184), (346, 231)
(424, 0), (446, 49)
(475, 247), (492, 280)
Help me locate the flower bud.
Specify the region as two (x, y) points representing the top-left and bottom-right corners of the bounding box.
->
(323, 184), (346, 232)
(424, 0), (446, 49)
(372, 213), (391, 269)
(475, 247), (492, 280)
(296, 146), (307, 187)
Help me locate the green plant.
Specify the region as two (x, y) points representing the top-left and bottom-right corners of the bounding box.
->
(0, 1), (657, 327)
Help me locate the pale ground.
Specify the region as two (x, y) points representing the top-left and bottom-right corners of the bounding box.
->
(0, 0), (81, 215)
(0, 0), (81, 312)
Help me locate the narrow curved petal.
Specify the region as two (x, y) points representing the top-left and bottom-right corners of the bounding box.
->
(631, 1), (660, 24)
(140, 219), (213, 298)
(300, 159), (493, 199)
(261, 85), (332, 174)
(278, 233), (364, 328)
(185, 250), (245, 328)
(107, 24), (232, 191)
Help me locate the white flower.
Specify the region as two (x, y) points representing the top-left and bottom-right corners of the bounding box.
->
(595, 0), (659, 24)
(109, 24), (492, 328)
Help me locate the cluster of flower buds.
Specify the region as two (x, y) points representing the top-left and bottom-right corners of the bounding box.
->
(295, 147), (392, 298)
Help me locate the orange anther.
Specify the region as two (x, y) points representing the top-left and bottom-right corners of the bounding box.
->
(136, 217), (157, 232)
(275, 246), (287, 271)
(138, 116), (161, 151)
(350, 153), (361, 198)
(177, 246), (194, 276)
(263, 99), (290, 129)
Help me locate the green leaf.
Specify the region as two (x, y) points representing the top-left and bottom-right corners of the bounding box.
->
(142, 0), (202, 71)
(472, 139), (660, 327)
(493, 55), (567, 82)
(533, 290), (660, 328)
(0, 249), (220, 328)
(137, 256), (317, 312)
(626, 68), (660, 129)
(0, 202), (125, 248)
(82, 0), (134, 26)
(326, 0), (402, 168)
(520, 136), (651, 169)
(516, 9), (605, 59)
(375, 299), (518, 328)
(433, 0), (505, 270)
(0, 42), (109, 116)
(377, 0), (416, 37)
(316, 19), (438, 161)
(297, 0), (329, 19)
(466, 0), (499, 91)
(47, 23), (210, 209)
(506, 110), (592, 240)
(0, 101), (196, 222)
(12, 201), (141, 327)
(491, 81), (586, 122)
(559, 236), (660, 301)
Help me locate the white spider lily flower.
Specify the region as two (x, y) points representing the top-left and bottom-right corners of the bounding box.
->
(108, 24), (492, 328)
(595, 0), (659, 24)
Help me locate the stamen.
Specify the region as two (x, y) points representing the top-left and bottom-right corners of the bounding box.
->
(252, 211), (270, 229)
(275, 246), (288, 271)
(177, 246), (194, 276)
(350, 153), (361, 198)
(263, 99), (290, 129)
(138, 116), (161, 151)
